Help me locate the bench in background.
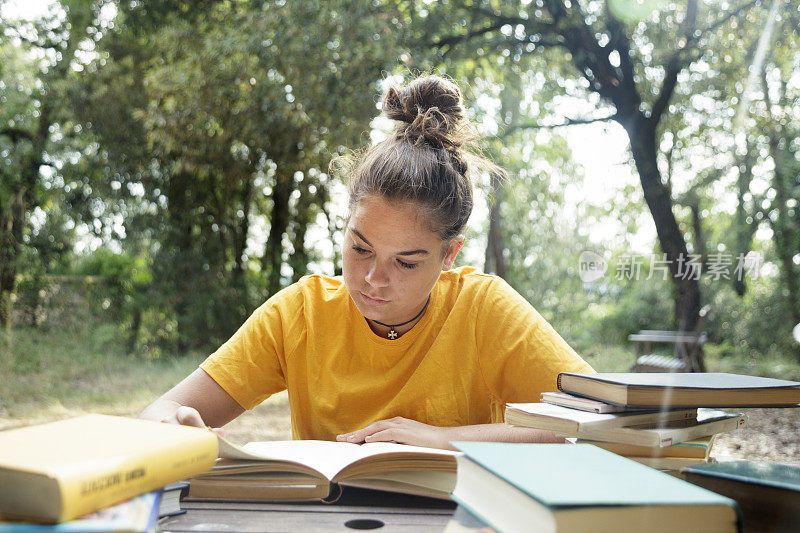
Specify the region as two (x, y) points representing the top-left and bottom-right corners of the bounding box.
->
(629, 305), (710, 372)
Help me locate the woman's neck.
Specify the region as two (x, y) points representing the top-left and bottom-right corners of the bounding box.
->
(367, 296), (431, 339)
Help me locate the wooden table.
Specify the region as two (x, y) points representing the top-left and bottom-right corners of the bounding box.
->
(158, 488), (458, 532)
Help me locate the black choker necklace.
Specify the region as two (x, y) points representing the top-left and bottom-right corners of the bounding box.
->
(373, 295), (431, 339)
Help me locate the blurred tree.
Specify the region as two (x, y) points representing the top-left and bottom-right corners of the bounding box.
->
(69, 0), (403, 349)
(757, 16), (800, 329)
(655, 2), (799, 353)
(0, 0), (103, 327)
(411, 0), (763, 369)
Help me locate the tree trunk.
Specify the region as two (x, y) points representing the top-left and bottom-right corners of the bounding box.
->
(624, 114), (704, 370)
(0, 195), (20, 328)
(262, 171), (294, 296)
(732, 139), (757, 296)
(762, 81), (800, 329)
(0, 96), (52, 328)
(319, 186), (342, 277)
(289, 178), (314, 284)
(127, 306), (142, 354)
(768, 144), (800, 328)
(689, 200), (706, 265)
(164, 171), (196, 353)
(232, 171), (253, 312)
(484, 173), (507, 279)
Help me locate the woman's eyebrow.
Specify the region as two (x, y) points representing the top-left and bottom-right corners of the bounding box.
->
(350, 227), (429, 256)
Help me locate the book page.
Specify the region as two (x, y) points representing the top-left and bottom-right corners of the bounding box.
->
(507, 402), (695, 429)
(219, 438), (457, 481)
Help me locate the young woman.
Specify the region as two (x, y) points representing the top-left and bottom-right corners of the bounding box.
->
(140, 75), (593, 450)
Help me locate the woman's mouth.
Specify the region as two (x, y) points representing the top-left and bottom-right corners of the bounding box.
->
(361, 292), (389, 306)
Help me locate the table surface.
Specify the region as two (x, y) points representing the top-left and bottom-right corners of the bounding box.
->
(158, 487), (459, 533)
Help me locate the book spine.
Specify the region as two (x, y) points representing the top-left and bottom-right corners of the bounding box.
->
(654, 415), (747, 448)
(56, 433), (218, 522)
(575, 414), (746, 447)
(581, 409), (697, 430)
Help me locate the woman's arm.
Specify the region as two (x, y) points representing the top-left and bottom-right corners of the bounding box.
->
(336, 417), (563, 450)
(139, 368), (245, 429)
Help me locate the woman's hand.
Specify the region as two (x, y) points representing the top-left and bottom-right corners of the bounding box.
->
(142, 401), (226, 436)
(161, 404), (206, 428)
(336, 417), (456, 450)
(336, 419), (564, 450)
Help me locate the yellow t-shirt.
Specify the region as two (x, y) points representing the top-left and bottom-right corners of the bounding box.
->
(200, 266), (593, 440)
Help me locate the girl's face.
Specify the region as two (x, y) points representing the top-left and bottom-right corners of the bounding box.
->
(342, 195), (463, 329)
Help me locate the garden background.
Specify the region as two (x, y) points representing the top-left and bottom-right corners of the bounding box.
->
(1, 0), (798, 459)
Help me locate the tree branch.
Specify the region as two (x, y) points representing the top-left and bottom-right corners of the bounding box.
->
(694, 0), (760, 43)
(650, 56), (682, 124)
(604, 3), (640, 110)
(464, 5), (530, 26)
(430, 9), (555, 50)
(650, 0), (698, 125)
(543, 0), (625, 104)
(431, 21), (510, 48)
(500, 113), (620, 137)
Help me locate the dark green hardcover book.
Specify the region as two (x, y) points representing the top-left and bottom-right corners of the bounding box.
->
(682, 461), (800, 532)
(556, 372), (800, 408)
(451, 442), (740, 533)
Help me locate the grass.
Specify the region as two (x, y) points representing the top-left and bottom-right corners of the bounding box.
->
(0, 322), (202, 421)
(578, 343), (634, 372)
(704, 342), (800, 381)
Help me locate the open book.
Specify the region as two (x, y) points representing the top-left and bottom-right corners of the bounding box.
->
(187, 437), (459, 502)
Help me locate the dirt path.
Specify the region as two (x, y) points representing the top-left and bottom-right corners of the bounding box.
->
(712, 407), (800, 462)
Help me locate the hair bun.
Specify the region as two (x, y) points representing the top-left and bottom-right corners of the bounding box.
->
(382, 76), (467, 150)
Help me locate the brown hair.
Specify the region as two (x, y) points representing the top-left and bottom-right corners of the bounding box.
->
(335, 75), (500, 243)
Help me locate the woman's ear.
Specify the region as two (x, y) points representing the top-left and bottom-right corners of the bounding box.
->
(442, 235), (465, 270)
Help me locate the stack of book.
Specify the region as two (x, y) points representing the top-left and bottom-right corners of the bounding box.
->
(506, 372), (800, 475)
(0, 415), (218, 532)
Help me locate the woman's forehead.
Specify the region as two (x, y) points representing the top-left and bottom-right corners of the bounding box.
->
(348, 196), (440, 248)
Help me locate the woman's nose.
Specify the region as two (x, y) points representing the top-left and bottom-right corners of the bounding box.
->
(365, 260), (389, 287)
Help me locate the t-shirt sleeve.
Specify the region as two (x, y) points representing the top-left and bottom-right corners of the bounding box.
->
(475, 277), (594, 415)
(199, 286), (298, 410)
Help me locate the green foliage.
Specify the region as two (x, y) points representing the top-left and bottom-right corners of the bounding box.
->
(60, 0), (407, 350)
(1, 0), (798, 374)
(593, 275), (675, 346)
(707, 275), (799, 361)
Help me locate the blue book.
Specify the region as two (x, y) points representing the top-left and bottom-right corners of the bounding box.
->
(451, 442), (740, 533)
(0, 492), (160, 533)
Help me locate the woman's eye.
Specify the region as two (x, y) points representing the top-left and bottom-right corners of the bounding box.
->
(352, 245), (369, 255)
(398, 259), (418, 270)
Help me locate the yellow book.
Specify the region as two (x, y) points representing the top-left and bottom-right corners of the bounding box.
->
(0, 415), (218, 524)
(626, 456), (711, 471)
(578, 435), (716, 459)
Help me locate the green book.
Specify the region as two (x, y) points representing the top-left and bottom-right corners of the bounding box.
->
(451, 442), (740, 533)
(682, 461), (800, 532)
